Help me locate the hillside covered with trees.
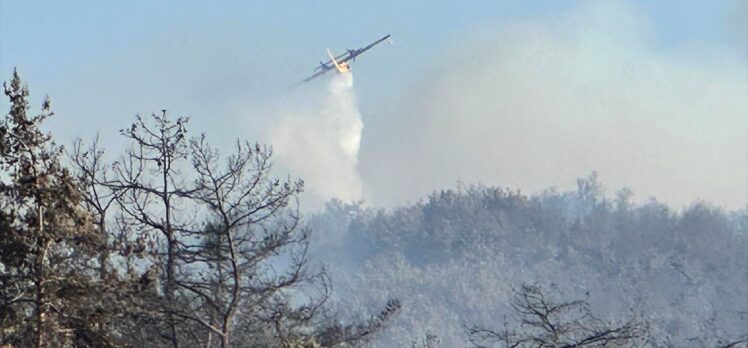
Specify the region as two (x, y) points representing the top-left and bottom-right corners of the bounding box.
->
(306, 177), (747, 347)
(1, 72), (746, 347)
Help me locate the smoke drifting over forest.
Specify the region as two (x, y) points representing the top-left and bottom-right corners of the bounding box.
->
(360, 1), (747, 209)
(268, 74), (364, 209)
(306, 180), (748, 347)
(254, 2), (748, 211)
(2, 1), (745, 347)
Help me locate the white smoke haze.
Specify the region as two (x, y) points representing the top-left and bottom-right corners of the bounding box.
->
(268, 74), (364, 210)
(360, 0), (748, 209)
(727, 0), (748, 46)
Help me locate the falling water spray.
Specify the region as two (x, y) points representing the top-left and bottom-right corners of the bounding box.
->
(268, 73), (364, 210)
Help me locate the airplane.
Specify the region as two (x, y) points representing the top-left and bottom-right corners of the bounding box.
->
(297, 35), (391, 85)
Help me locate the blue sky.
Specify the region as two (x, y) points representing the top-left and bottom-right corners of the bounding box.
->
(1, 1), (738, 139)
(1, 1), (746, 209)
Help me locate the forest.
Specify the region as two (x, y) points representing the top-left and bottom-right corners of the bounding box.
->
(1, 71), (746, 348)
(307, 181), (747, 347)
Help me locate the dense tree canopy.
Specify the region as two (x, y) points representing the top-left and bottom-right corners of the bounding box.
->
(307, 180), (747, 347)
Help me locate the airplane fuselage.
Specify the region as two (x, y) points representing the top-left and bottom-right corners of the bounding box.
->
(327, 48), (351, 73)
(336, 62), (351, 73)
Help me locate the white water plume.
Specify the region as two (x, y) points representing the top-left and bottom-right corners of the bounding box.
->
(268, 73), (363, 210)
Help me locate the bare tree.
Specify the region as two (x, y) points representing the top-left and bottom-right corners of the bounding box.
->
(467, 285), (644, 348)
(70, 136), (121, 278)
(107, 111), (193, 347)
(715, 339), (747, 348)
(312, 298), (403, 348)
(71, 112), (401, 347)
(70, 135), (166, 347)
(176, 136), (309, 347)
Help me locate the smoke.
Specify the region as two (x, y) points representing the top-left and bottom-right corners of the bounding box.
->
(360, 1), (748, 209)
(268, 74), (364, 210)
(727, 0), (748, 46)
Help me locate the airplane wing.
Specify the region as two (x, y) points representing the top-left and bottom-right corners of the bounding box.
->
(292, 68), (330, 87)
(305, 69), (327, 81)
(340, 34), (391, 63)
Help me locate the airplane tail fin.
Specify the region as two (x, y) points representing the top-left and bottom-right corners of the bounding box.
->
(327, 49), (348, 73)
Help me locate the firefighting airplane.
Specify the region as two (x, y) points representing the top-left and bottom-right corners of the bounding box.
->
(297, 35), (391, 85)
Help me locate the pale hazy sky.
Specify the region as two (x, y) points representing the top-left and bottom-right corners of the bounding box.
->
(1, 1), (746, 209)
